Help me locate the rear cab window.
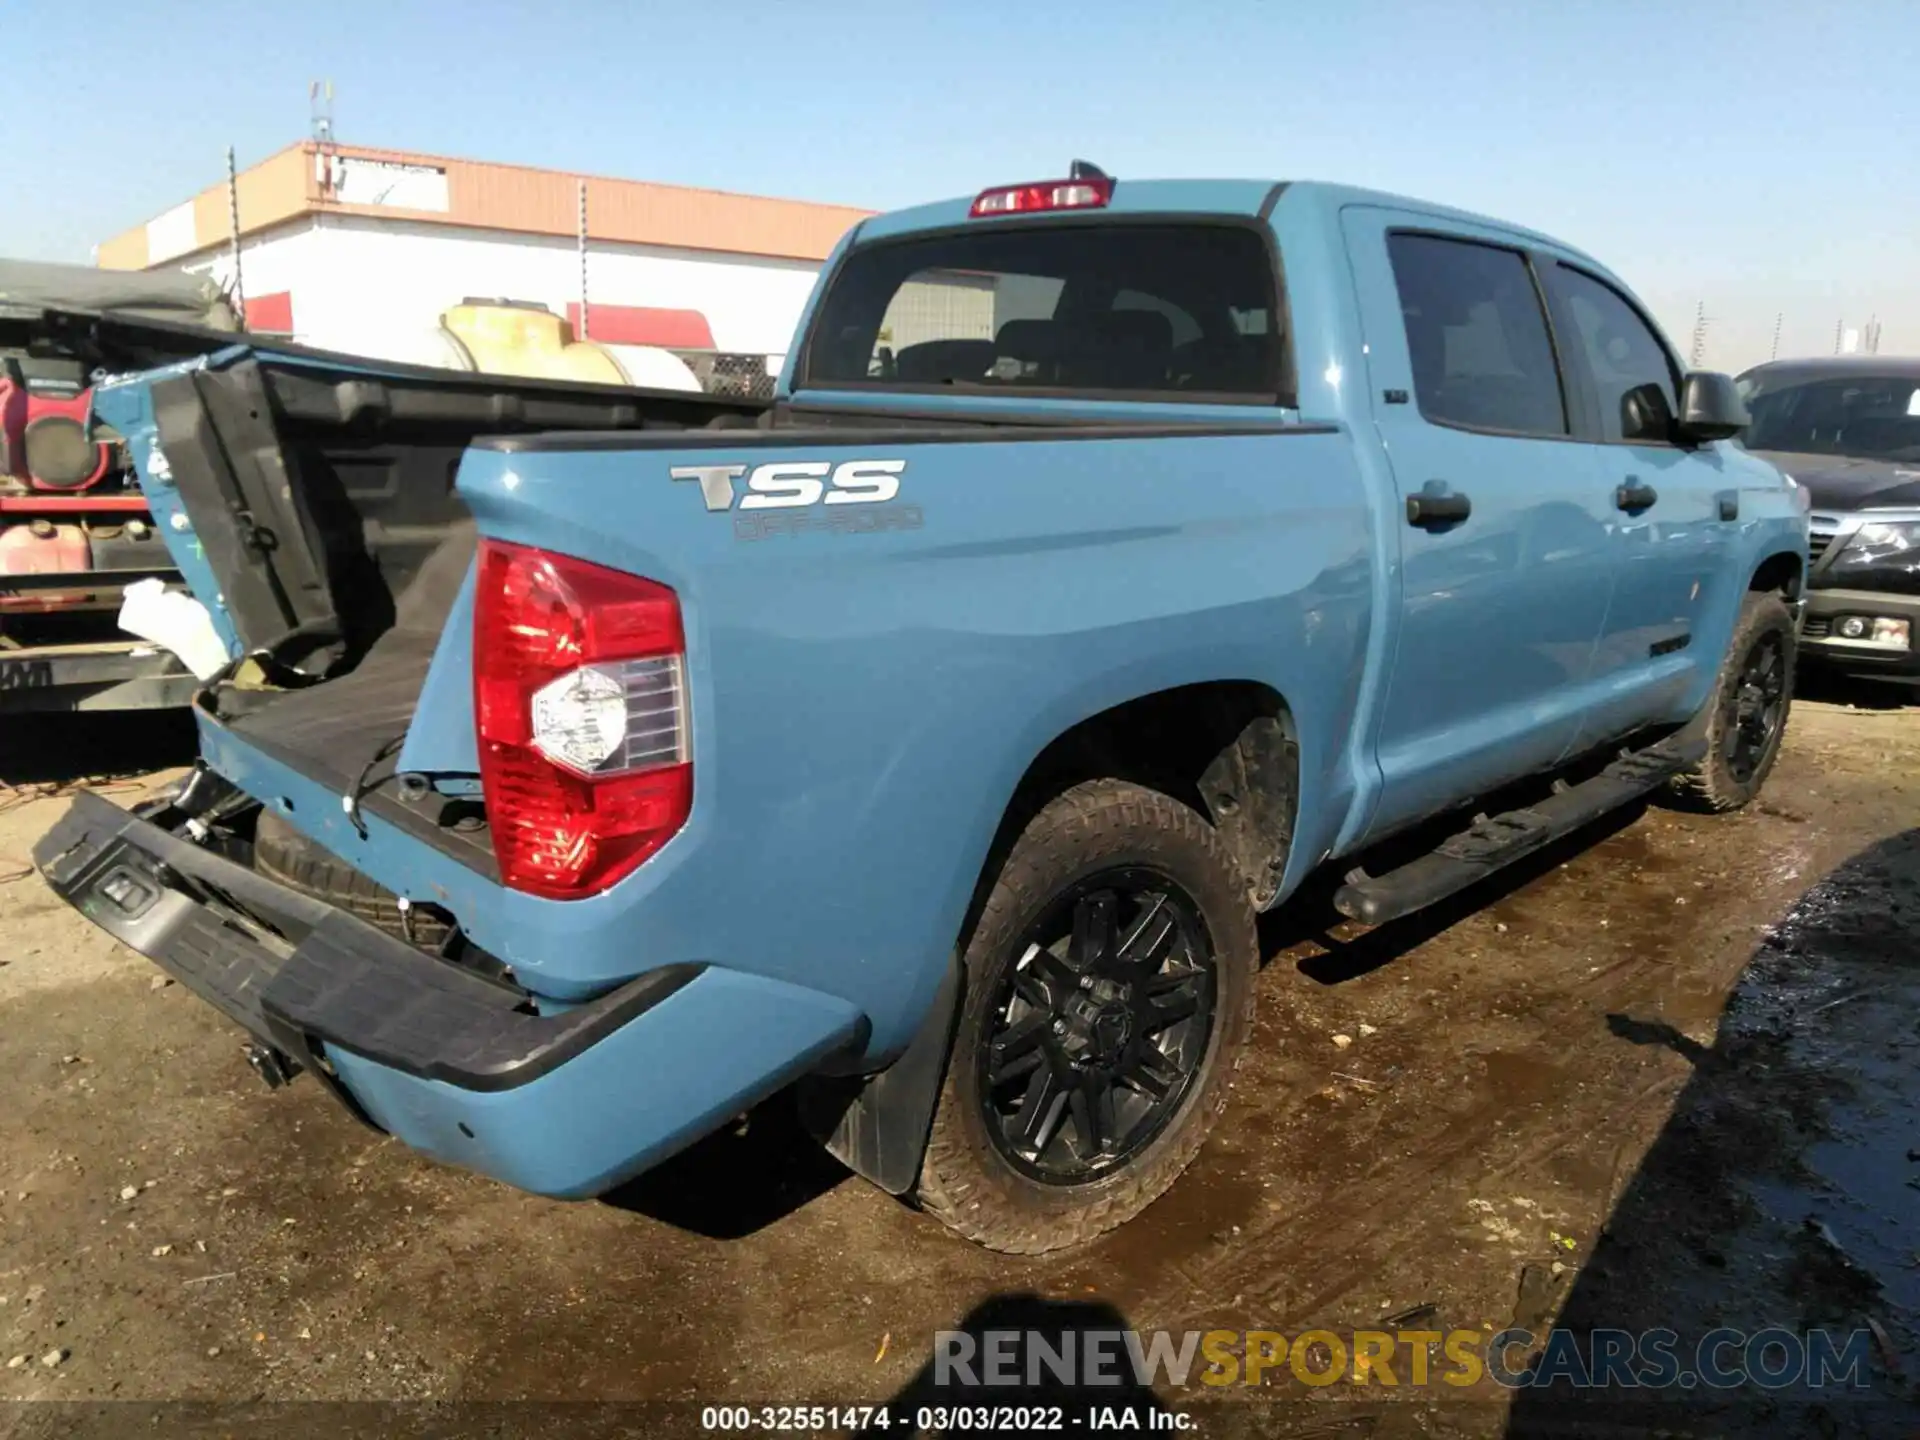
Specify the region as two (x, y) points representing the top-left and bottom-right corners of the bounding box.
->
(800, 223), (1285, 401)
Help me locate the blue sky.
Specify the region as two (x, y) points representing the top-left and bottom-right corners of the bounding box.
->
(10, 0), (1916, 371)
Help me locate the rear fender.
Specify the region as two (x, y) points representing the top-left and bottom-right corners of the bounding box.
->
(438, 427), (1376, 1060)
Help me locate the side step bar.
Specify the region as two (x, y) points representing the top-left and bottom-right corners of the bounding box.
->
(1333, 734), (1707, 927)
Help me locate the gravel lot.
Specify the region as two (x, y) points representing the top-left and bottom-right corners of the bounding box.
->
(1, 690), (1914, 1437)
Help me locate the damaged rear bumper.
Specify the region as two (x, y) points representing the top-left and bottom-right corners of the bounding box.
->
(32, 788), (865, 1198)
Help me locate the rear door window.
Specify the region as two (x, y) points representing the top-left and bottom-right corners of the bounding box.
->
(1387, 233), (1568, 438)
(802, 223), (1285, 400)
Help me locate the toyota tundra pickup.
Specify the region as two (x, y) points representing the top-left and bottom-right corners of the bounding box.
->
(34, 173), (1808, 1253)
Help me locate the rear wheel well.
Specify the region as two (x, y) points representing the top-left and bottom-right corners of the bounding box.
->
(1750, 550), (1803, 600)
(964, 683), (1298, 940)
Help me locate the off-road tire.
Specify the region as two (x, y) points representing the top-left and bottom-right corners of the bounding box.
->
(911, 779), (1258, 1254)
(1670, 591), (1797, 813)
(252, 810), (452, 949)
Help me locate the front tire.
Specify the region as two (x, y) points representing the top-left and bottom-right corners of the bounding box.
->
(912, 780), (1258, 1254)
(1671, 591), (1796, 812)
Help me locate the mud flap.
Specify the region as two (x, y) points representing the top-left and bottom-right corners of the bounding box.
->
(796, 954), (962, 1195)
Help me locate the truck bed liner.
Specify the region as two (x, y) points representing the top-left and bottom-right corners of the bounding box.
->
(210, 522), (478, 848)
(226, 633), (438, 786)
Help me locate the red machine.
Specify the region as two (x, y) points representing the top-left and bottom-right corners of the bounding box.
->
(0, 356), (150, 610)
(0, 363), (116, 492)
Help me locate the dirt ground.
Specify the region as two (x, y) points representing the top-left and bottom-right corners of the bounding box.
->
(0, 685), (1916, 1438)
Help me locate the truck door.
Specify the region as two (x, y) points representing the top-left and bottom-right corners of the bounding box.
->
(1339, 209), (1617, 840)
(1537, 262), (1731, 742)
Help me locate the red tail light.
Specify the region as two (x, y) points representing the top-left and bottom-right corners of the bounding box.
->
(969, 177), (1113, 218)
(473, 539), (692, 899)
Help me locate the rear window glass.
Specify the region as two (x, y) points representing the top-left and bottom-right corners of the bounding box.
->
(802, 223), (1283, 398)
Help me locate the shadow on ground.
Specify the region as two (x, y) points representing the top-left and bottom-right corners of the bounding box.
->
(1795, 667), (1917, 711)
(1504, 826), (1920, 1437)
(871, 1293), (1168, 1434)
(599, 1087), (851, 1238)
(863, 1292), (1497, 1438)
(0, 708), (199, 789)
(1265, 803), (1646, 988)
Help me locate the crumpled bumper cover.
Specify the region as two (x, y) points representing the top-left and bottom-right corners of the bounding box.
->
(32, 788), (866, 1198)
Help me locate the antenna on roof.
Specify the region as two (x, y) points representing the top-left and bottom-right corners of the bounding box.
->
(309, 79), (335, 144)
(225, 145), (246, 322)
(309, 79), (340, 201)
(1688, 300), (1709, 369)
(1069, 159), (1110, 181)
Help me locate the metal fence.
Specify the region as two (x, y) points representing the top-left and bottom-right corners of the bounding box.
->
(672, 351), (781, 401)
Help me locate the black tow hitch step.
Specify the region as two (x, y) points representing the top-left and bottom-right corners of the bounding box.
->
(244, 1044), (297, 1090)
(1333, 734), (1706, 927)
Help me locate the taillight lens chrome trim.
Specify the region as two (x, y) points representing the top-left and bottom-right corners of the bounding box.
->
(607, 654), (691, 771)
(527, 655), (690, 777)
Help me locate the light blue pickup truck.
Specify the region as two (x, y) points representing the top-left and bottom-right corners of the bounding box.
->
(36, 171), (1807, 1252)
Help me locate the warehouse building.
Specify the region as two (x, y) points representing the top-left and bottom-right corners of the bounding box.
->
(95, 142), (873, 384)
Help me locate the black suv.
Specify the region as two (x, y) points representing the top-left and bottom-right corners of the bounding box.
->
(1739, 357), (1920, 692)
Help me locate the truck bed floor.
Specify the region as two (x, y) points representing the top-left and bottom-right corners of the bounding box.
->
(216, 523), (476, 798)
(225, 631), (438, 793)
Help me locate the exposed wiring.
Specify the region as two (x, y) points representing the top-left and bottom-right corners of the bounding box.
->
(342, 733), (408, 841)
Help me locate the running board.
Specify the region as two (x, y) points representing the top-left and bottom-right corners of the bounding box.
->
(1333, 735), (1707, 927)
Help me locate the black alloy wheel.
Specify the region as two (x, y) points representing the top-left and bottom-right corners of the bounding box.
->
(1669, 590), (1796, 812)
(975, 868), (1217, 1185)
(1723, 630), (1787, 785)
(913, 778), (1260, 1253)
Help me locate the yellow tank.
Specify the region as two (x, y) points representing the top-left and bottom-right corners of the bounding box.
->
(439, 299), (627, 385)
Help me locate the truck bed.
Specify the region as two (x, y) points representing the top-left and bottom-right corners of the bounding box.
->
(97, 344), (770, 845)
(150, 363), (1154, 781)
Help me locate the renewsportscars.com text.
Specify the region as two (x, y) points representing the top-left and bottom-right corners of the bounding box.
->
(934, 1325), (1875, 1391)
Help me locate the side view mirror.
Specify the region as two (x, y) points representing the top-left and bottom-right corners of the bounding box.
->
(1675, 370), (1749, 443)
(1620, 381), (1676, 442)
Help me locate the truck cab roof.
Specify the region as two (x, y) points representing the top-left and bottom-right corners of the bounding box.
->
(854, 177), (1596, 268)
